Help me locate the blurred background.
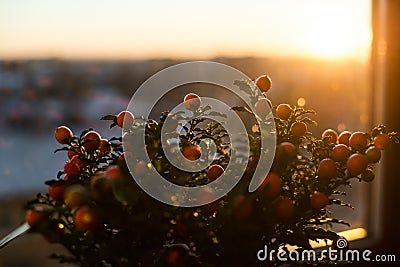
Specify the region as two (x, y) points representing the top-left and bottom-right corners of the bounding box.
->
(0, 0), (398, 266)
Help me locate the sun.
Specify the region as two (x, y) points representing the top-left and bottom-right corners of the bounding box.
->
(300, 15), (371, 59)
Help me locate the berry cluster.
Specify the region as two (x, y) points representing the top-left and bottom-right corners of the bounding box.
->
(23, 75), (398, 267)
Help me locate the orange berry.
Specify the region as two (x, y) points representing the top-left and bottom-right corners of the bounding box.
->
(374, 133), (391, 150)
(99, 139), (112, 154)
(54, 126), (73, 144)
(290, 121), (307, 137)
(26, 209), (46, 227)
(207, 164), (224, 180)
(116, 111), (135, 128)
(254, 98), (272, 119)
(64, 160), (80, 177)
(346, 153), (368, 176)
(365, 146), (381, 163)
(255, 74), (272, 92)
(331, 144), (351, 162)
(280, 142), (296, 156)
(361, 169), (375, 182)
(48, 182), (66, 201)
(68, 144), (82, 159)
(64, 185), (89, 207)
(183, 93), (201, 111)
(83, 131), (101, 152)
(261, 173), (282, 199)
(133, 160), (148, 176)
(338, 131), (352, 146)
(276, 104), (292, 120)
(232, 195), (253, 220)
(182, 145), (201, 161)
(105, 165), (123, 181)
(349, 132), (368, 150)
(74, 206), (101, 232)
(275, 198), (295, 221)
(318, 158), (337, 181)
(322, 129), (338, 144)
(310, 191), (329, 210)
(90, 173), (114, 202)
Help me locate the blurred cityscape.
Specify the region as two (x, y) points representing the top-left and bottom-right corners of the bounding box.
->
(0, 57), (370, 196)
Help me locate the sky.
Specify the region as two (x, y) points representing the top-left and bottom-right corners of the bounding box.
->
(0, 0), (372, 61)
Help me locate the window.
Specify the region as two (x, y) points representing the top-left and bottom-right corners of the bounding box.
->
(2, 1), (396, 265)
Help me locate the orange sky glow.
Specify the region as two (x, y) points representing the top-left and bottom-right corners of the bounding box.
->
(0, 0), (372, 61)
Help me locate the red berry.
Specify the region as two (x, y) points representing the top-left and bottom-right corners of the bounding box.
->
(74, 206), (102, 232)
(184, 93), (201, 111)
(322, 129), (338, 144)
(331, 144), (351, 162)
(310, 191), (329, 210)
(105, 165), (123, 181)
(54, 126), (73, 144)
(346, 153), (368, 176)
(318, 158), (337, 181)
(116, 111), (135, 128)
(99, 139), (112, 154)
(276, 104), (292, 120)
(260, 173), (282, 199)
(90, 173), (114, 202)
(182, 145), (201, 161)
(338, 131), (352, 146)
(48, 182), (66, 201)
(255, 74), (272, 92)
(207, 164), (224, 180)
(83, 131), (101, 152)
(26, 209), (46, 227)
(68, 144), (82, 159)
(280, 142), (296, 156)
(232, 195), (254, 220)
(349, 132), (368, 150)
(290, 121), (307, 137)
(275, 198), (295, 221)
(374, 133), (391, 150)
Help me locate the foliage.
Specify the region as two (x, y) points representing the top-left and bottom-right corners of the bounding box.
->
(22, 77), (399, 267)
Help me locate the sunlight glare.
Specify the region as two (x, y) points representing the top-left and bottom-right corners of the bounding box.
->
(300, 14), (371, 59)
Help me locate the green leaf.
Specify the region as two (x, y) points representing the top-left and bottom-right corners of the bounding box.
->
(232, 106), (254, 114)
(208, 111), (227, 118)
(304, 227), (339, 241)
(100, 115), (117, 121)
(300, 117), (318, 126)
(233, 80), (252, 95)
(54, 147), (69, 153)
(332, 199), (354, 209)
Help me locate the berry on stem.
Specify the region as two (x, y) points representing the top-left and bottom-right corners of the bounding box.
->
(184, 93), (201, 111)
(374, 133), (391, 150)
(116, 111), (135, 128)
(55, 126), (73, 144)
(346, 153), (368, 176)
(83, 131), (101, 152)
(207, 164), (224, 180)
(182, 145), (201, 161)
(322, 129), (338, 144)
(349, 132), (368, 150)
(276, 104), (292, 120)
(310, 191), (329, 210)
(255, 74), (272, 92)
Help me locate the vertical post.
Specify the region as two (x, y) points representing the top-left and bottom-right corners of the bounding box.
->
(371, 0), (400, 253)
